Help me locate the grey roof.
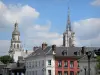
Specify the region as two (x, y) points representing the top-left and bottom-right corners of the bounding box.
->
(0, 65), (6, 74)
(6, 63), (16, 69)
(26, 46), (100, 59)
(5, 61), (25, 70)
(0, 61), (6, 74)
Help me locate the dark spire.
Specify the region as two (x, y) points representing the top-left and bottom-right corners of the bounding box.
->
(14, 22), (18, 30)
(66, 6), (71, 31)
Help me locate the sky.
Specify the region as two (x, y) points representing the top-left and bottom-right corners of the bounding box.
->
(0, 0), (100, 55)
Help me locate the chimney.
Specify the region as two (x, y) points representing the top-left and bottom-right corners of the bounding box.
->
(33, 46), (39, 51)
(42, 42), (47, 50)
(81, 46), (86, 55)
(26, 50), (28, 54)
(52, 45), (56, 54)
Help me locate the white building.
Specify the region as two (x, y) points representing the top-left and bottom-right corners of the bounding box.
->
(25, 43), (55, 75)
(9, 22), (33, 62)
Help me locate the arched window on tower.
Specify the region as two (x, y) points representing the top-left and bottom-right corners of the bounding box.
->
(18, 36), (19, 40)
(17, 44), (19, 48)
(14, 44), (15, 48)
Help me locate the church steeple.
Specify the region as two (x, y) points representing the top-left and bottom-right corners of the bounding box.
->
(66, 6), (71, 31)
(63, 6), (75, 47)
(9, 22), (23, 62)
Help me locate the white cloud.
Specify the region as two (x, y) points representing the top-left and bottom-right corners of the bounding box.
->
(24, 22), (63, 49)
(91, 0), (100, 6)
(0, 1), (39, 27)
(73, 18), (100, 47)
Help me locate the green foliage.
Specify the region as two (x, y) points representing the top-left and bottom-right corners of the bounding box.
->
(96, 56), (100, 69)
(0, 55), (14, 64)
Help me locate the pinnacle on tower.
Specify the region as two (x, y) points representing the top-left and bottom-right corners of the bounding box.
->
(14, 22), (18, 30)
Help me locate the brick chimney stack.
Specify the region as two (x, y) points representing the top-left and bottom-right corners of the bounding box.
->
(42, 42), (47, 50)
(52, 45), (56, 54)
(81, 46), (86, 55)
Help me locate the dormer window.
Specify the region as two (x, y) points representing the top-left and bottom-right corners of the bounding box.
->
(62, 50), (67, 56)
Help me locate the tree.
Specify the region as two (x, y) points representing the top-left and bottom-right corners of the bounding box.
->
(0, 55), (14, 64)
(96, 56), (100, 69)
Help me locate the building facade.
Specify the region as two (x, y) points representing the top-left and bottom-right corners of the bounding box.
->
(25, 44), (55, 75)
(55, 57), (80, 75)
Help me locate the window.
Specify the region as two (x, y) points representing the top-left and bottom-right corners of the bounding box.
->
(64, 71), (68, 75)
(42, 60), (44, 66)
(48, 70), (51, 75)
(70, 61), (74, 68)
(48, 60), (51, 65)
(77, 61), (79, 67)
(14, 44), (15, 48)
(39, 61), (40, 67)
(70, 71), (74, 75)
(32, 71), (34, 75)
(35, 61), (37, 67)
(29, 62), (31, 68)
(58, 71), (62, 75)
(77, 71), (79, 75)
(58, 60), (62, 67)
(33, 61), (34, 68)
(64, 61), (68, 67)
(17, 44), (19, 48)
(36, 71), (37, 75)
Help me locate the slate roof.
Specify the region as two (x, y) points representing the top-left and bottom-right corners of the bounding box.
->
(26, 46), (100, 59)
(0, 61), (6, 74)
(5, 60), (25, 70)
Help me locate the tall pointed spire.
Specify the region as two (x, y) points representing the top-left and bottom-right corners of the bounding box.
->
(63, 4), (75, 47)
(66, 6), (71, 31)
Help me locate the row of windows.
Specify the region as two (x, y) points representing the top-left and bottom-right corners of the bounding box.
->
(26, 60), (79, 68)
(26, 70), (51, 75)
(26, 70), (79, 75)
(26, 60), (44, 68)
(57, 60), (79, 68)
(58, 71), (79, 75)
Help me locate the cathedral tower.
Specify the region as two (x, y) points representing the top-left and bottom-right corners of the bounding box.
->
(9, 22), (23, 62)
(63, 7), (75, 47)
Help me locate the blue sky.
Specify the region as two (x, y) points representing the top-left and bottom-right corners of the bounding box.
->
(0, 0), (100, 55)
(2, 0), (100, 33)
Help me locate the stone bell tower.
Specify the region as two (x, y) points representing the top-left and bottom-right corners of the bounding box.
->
(9, 22), (23, 62)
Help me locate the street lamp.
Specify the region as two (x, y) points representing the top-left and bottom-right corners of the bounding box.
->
(86, 51), (92, 75)
(83, 66), (87, 75)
